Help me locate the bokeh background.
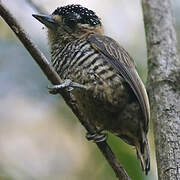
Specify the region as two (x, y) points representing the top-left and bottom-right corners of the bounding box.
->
(0, 0), (179, 179)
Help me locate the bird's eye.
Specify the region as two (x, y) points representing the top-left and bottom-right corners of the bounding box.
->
(63, 13), (81, 29)
(63, 17), (77, 29)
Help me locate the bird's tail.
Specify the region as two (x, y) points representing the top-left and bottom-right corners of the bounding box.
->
(135, 129), (150, 175)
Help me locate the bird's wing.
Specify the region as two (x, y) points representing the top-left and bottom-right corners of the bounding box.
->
(87, 33), (150, 131)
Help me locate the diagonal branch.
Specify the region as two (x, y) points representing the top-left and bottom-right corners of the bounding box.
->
(26, 0), (48, 14)
(0, 2), (131, 180)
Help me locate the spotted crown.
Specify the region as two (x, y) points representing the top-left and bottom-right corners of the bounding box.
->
(52, 4), (101, 26)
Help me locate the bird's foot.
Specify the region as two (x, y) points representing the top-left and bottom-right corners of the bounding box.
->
(86, 129), (107, 143)
(48, 79), (86, 94)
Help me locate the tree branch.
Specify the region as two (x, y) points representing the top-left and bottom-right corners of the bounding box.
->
(26, 0), (48, 14)
(142, 0), (180, 179)
(0, 2), (131, 180)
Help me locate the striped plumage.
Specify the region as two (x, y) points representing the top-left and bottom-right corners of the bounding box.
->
(51, 39), (99, 79)
(50, 38), (128, 111)
(33, 4), (150, 175)
(51, 38), (115, 84)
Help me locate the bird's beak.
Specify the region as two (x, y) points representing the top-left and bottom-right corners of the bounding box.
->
(32, 14), (57, 29)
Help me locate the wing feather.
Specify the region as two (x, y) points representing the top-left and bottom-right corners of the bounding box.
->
(87, 34), (150, 131)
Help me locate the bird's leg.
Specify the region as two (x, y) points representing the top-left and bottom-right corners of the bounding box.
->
(48, 79), (86, 94)
(86, 128), (108, 143)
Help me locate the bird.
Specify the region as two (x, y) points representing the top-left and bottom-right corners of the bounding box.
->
(32, 4), (150, 175)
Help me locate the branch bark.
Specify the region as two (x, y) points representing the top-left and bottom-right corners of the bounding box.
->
(0, 2), (131, 180)
(142, 0), (180, 179)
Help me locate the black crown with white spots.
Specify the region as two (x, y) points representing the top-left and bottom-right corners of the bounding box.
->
(52, 4), (101, 27)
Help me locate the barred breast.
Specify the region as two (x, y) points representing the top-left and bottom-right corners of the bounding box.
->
(50, 38), (130, 108)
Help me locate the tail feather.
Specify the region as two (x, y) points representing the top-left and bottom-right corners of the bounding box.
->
(136, 131), (150, 175)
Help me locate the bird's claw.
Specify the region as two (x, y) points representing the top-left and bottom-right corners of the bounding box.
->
(48, 79), (86, 94)
(86, 129), (107, 143)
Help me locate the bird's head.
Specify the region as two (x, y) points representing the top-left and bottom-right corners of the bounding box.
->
(32, 4), (103, 45)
